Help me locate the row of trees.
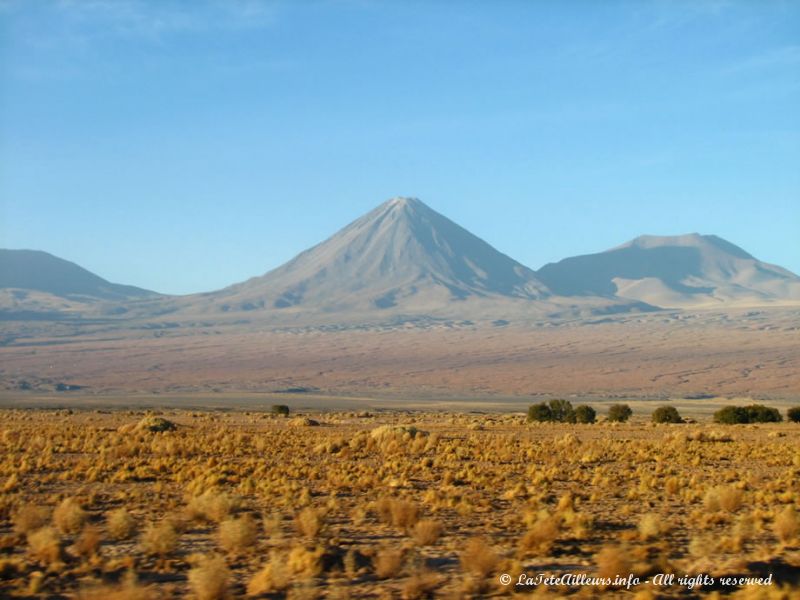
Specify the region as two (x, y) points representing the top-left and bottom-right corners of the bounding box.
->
(713, 404), (799, 424)
(528, 400), (800, 424)
(527, 400), (631, 424)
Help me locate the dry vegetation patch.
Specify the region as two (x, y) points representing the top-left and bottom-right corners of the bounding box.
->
(0, 407), (797, 597)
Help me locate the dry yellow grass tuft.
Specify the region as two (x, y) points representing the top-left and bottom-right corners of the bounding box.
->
(518, 511), (560, 556)
(773, 506), (799, 545)
(373, 547), (404, 579)
(459, 537), (499, 578)
(411, 519), (443, 546)
(218, 513), (258, 554)
(140, 520), (179, 557)
(247, 552), (291, 595)
(637, 513), (662, 541)
(13, 505), (50, 535)
(107, 508), (137, 540)
(77, 571), (156, 600)
(188, 554), (230, 600)
(595, 544), (632, 580)
(402, 570), (442, 599)
(72, 525), (102, 558)
(27, 527), (62, 565)
(53, 497), (87, 534)
(294, 507), (324, 539)
(186, 490), (237, 523)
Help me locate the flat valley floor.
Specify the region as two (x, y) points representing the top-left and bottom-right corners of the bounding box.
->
(1, 307), (799, 400)
(0, 407), (798, 598)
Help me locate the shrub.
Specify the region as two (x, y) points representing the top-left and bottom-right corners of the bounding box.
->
(27, 527), (62, 564)
(745, 404), (782, 423)
(715, 404), (783, 424)
(389, 499), (420, 531)
(140, 521), (178, 557)
(13, 505), (50, 534)
(594, 544), (632, 580)
(704, 485), (743, 513)
(187, 490), (237, 523)
(527, 403), (552, 422)
(548, 399), (576, 423)
(247, 553), (290, 595)
(270, 404), (290, 417)
(188, 554), (230, 600)
(787, 407), (800, 423)
(773, 507), (799, 545)
(607, 404), (632, 423)
(72, 526), (102, 558)
(373, 547), (404, 579)
(574, 405), (596, 424)
(135, 416), (177, 432)
(412, 520), (443, 546)
(518, 512), (560, 556)
(638, 513), (662, 541)
(294, 507), (324, 538)
(53, 498), (87, 534)
(652, 406), (682, 424)
(402, 570), (442, 600)
(714, 406), (749, 424)
(459, 537), (499, 578)
(218, 514), (257, 554)
(527, 400), (576, 423)
(107, 508), (137, 540)
(247, 552), (290, 594)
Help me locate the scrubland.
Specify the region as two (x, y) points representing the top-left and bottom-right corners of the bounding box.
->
(0, 408), (798, 598)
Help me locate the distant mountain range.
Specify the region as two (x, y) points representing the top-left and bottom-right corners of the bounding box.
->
(2, 198), (798, 323)
(538, 233), (800, 308)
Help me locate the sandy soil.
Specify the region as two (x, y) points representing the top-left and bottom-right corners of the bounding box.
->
(1, 308), (798, 401)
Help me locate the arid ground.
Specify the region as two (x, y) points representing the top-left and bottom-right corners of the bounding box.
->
(1, 307), (799, 401)
(0, 407), (798, 598)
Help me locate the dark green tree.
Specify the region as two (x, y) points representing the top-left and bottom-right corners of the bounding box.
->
(548, 399), (576, 423)
(574, 405), (596, 424)
(714, 406), (749, 424)
(608, 403), (632, 423)
(651, 406), (682, 424)
(743, 404), (782, 423)
(787, 407), (800, 423)
(527, 403), (553, 422)
(270, 404), (290, 417)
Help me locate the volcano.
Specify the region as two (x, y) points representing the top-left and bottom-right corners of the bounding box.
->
(537, 233), (800, 308)
(194, 197), (551, 316)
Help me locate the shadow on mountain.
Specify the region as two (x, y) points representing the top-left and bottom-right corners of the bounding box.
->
(538, 246), (715, 296)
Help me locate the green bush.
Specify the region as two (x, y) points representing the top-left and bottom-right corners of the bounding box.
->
(548, 399), (576, 424)
(527, 399), (578, 423)
(270, 404), (290, 417)
(744, 404), (782, 423)
(714, 405), (748, 424)
(714, 404), (783, 424)
(651, 406), (682, 424)
(574, 405), (596, 424)
(527, 403), (552, 422)
(607, 404), (632, 423)
(788, 407), (800, 423)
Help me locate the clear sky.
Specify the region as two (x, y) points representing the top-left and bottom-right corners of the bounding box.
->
(1, 0), (798, 295)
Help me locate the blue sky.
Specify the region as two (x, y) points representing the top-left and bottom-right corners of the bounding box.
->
(1, 0), (798, 294)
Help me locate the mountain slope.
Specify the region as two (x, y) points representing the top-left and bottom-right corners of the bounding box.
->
(0, 249), (159, 318)
(189, 197), (551, 316)
(537, 233), (800, 308)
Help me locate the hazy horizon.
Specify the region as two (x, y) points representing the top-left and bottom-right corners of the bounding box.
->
(1, 1), (798, 294)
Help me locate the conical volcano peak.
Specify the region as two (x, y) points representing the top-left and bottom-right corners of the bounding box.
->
(380, 196), (427, 218)
(207, 196), (551, 314)
(386, 196), (423, 208)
